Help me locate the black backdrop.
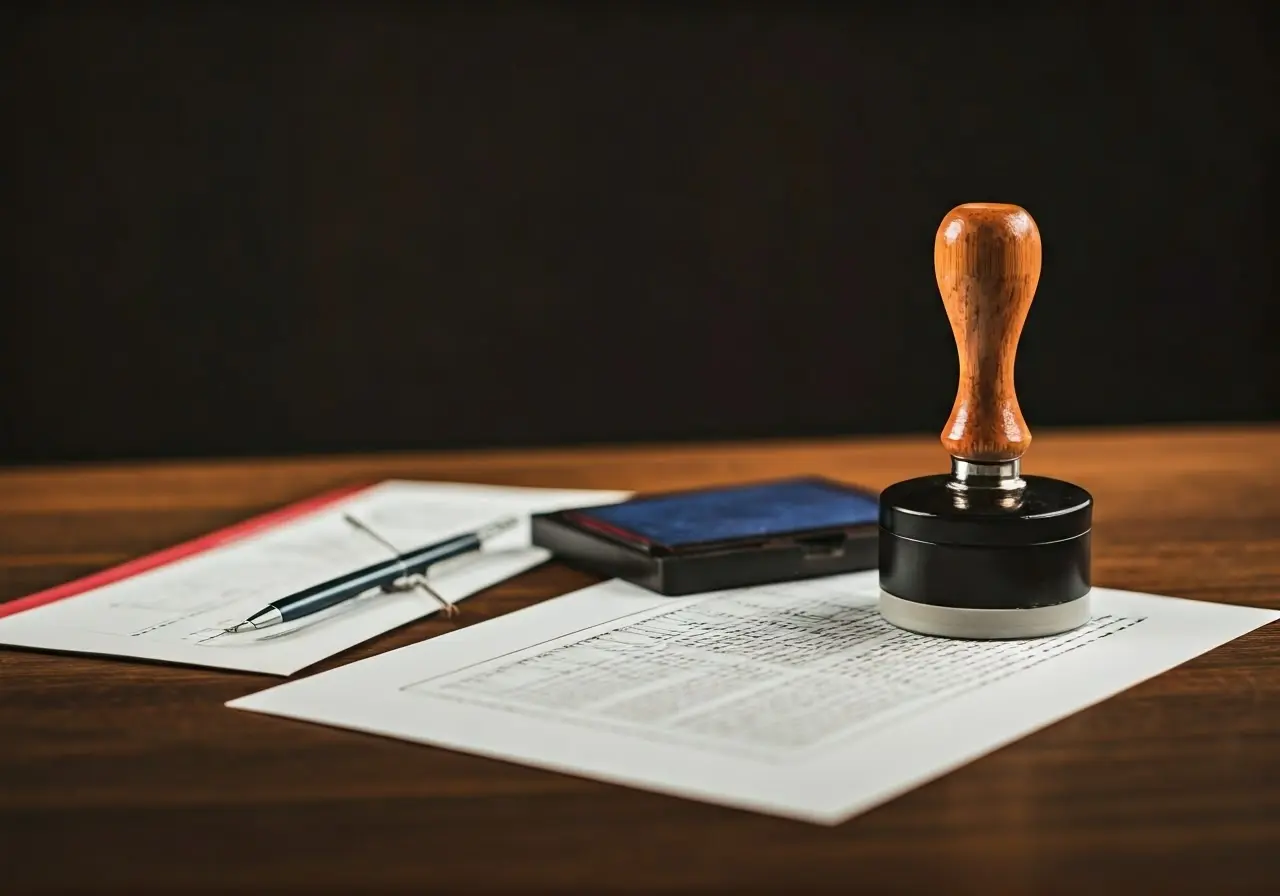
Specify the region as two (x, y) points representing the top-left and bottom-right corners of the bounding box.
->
(3, 2), (1276, 465)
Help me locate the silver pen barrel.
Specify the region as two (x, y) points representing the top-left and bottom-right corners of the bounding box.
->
(476, 516), (520, 541)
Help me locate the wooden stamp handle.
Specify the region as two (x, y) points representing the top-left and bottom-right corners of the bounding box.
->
(935, 203), (1041, 463)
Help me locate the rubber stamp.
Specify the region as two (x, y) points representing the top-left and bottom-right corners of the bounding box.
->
(878, 203), (1093, 639)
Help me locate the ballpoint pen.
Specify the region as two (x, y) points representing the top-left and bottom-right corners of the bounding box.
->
(224, 515), (519, 633)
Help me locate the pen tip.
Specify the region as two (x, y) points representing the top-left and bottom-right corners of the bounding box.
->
(225, 621), (254, 633)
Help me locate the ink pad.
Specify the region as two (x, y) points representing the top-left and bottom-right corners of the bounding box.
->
(530, 476), (880, 595)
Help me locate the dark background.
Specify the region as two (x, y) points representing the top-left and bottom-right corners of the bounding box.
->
(3, 1), (1275, 466)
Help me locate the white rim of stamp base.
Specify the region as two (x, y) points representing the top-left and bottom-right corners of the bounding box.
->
(878, 589), (1092, 640)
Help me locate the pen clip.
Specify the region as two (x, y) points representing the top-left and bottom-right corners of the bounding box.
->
(343, 514), (459, 618)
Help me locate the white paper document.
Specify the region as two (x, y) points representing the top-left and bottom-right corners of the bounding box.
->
(229, 571), (1278, 823)
(0, 480), (629, 675)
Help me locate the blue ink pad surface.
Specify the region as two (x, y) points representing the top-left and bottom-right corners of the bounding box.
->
(567, 477), (879, 549)
(530, 476), (881, 596)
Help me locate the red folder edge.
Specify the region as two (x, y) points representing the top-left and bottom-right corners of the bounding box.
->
(0, 482), (375, 620)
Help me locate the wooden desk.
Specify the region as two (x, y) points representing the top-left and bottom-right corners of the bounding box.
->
(2, 425), (1278, 893)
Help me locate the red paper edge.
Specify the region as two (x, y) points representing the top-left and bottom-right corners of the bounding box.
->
(0, 482), (375, 620)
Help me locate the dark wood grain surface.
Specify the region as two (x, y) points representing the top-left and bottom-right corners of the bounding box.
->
(2, 425), (1278, 894)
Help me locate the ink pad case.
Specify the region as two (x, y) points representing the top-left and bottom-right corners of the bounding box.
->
(530, 475), (880, 596)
